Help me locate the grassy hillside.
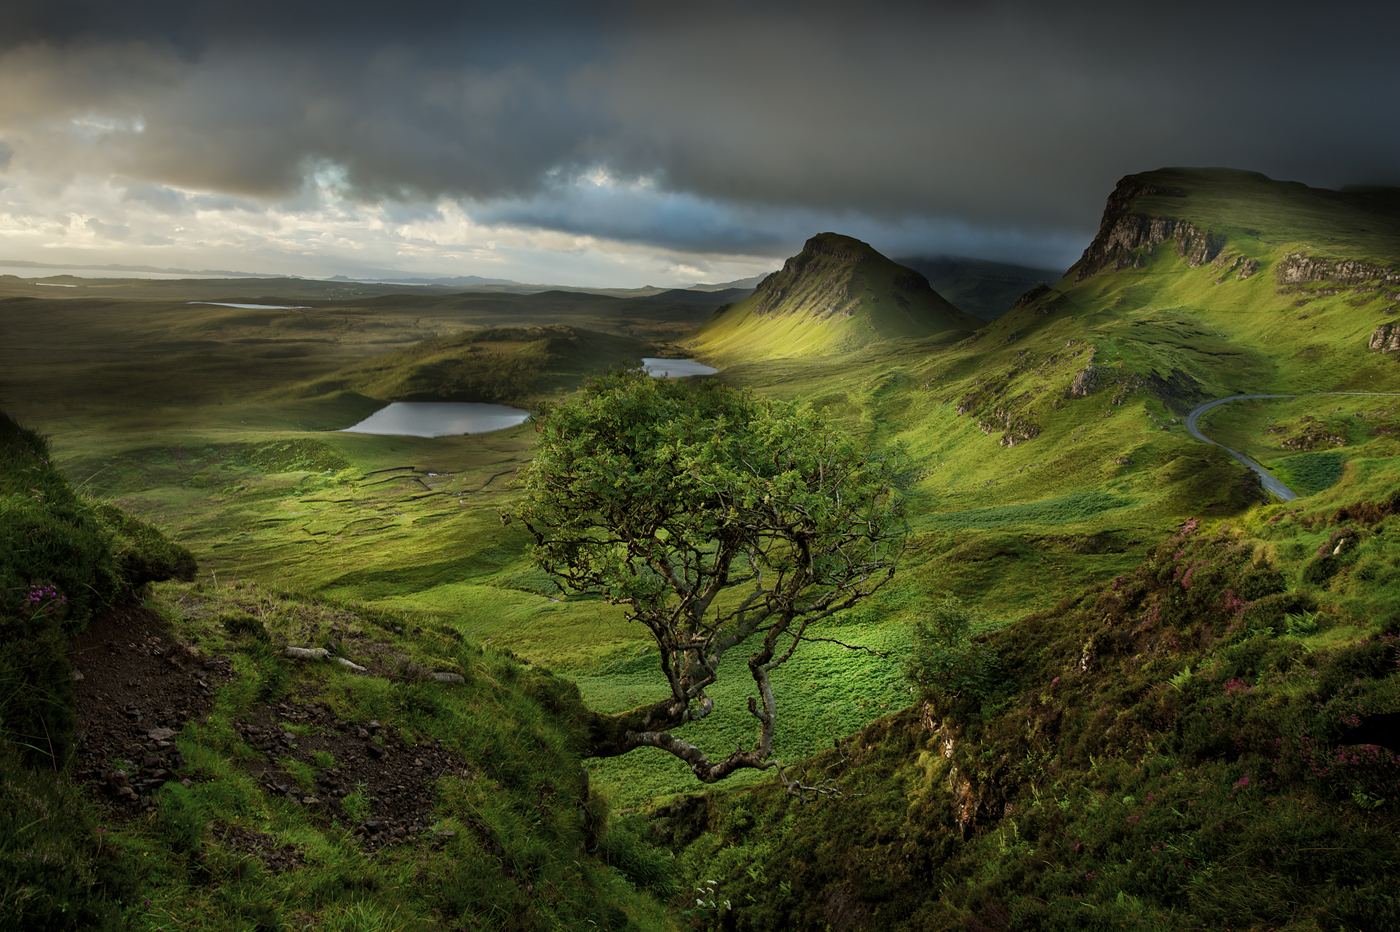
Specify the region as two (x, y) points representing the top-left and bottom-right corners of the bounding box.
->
(688, 233), (982, 362)
(0, 409), (677, 931)
(292, 325), (655, 406)
(658, 477), (1400, 930)
(629, 167), (1400, 931)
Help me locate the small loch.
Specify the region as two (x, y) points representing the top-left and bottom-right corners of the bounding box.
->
(642, 358), (719, 377)
(188, 302), (311, 310)
(341, 402), (531, 438)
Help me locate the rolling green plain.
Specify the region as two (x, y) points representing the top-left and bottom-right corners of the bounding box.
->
(5, 168), (1400, 930)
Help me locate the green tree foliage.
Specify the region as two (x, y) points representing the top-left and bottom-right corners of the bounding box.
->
(515, 368), (908, 793)
(906, 594), (1001, 704)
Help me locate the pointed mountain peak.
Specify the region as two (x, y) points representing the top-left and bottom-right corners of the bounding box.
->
(690, 232), (981, 361)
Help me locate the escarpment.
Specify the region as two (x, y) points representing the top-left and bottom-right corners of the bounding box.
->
(1069, 176), (1226, 281)
(1275, 252), (1400, 287)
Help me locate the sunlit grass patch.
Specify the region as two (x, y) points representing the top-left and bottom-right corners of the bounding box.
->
(924, 489), (1133, 530)
(578, 614), (913, 808)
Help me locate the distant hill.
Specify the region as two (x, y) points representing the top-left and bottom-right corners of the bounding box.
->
(908, 166), (1400, 461)
(689, 233), (982, 361)
(293, 324), (656, 406)
(892, 255), (1060, 320)
(329, 272), (521, 287)
(687, 274), (769, 292)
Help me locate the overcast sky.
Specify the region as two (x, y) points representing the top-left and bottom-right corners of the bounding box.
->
(0, 0), (1395, 287)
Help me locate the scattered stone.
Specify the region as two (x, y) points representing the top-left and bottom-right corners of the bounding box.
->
(147, 726), (177, 741)
(284, 646), (331, 661)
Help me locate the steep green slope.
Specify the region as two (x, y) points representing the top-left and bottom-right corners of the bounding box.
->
(0, 410), (676, 931)
(859, 169), (1400, 530)
(643, 169), (1400, 931)
(660, 477), (1400, 931)
(689, 233), (982, 361)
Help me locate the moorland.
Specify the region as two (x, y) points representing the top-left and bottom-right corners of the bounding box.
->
(3, 167), (1400, 931)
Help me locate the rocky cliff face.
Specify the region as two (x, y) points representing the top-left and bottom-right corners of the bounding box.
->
(1068, 177), (1226, 282)
(1275, 253), (1400, 287)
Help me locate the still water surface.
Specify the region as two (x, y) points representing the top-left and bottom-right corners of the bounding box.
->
(642, 358), (718, 377)
(337, 359), (715, 438)
(188, 302), (310, 309)
(341, 402), (530, 438)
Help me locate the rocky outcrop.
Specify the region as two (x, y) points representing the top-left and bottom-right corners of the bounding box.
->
(1266, 415), (1347, 451)
(1068, 177), (1224, 282)
(977, 407), (1042, 447)
(921, 703), (981, 837)
(1371, 322), (1400, 354)
(1068, 363), (1103, 397)
(1145, 368), (1205, 415)
(1276, 253), (1400, 287)
(1013, 284), (1051, 309)
(1213, 253), (1260, 283)
(1011, 283), (1072, 316)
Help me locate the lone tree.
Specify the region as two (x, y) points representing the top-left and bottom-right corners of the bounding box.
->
(515, 368), (908, 795)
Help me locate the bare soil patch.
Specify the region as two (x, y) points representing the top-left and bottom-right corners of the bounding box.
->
(69, 601), (228, 815)
(68, 601), (473, 855)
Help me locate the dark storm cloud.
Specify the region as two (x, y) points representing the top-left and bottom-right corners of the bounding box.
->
(2, 0), (1397, 265)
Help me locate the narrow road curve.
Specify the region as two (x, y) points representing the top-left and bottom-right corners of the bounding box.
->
(1184, 392), (1400, 503)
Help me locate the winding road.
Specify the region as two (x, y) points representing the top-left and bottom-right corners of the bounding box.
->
(1184, 392), (1400, 502)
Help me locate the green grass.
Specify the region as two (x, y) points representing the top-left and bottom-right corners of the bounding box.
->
(4, 166), (1400, 928)
(659, 502), (1400, 931)
(78, 578), (678, 932)
(0, 252), (1309, 805)
(576, 610), (915, 808)
(922, 489), (1132, 529)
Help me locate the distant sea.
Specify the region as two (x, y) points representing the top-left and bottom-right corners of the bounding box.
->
(0, 263), (250, 281)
